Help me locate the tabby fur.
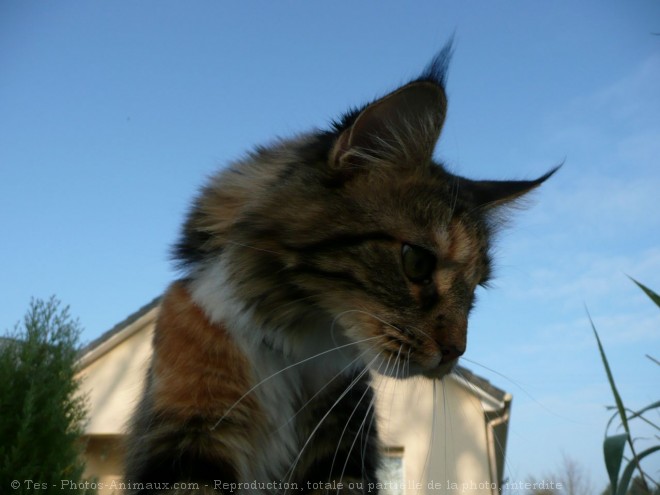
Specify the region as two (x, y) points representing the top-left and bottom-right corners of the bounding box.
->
(124, 44), (556, 494)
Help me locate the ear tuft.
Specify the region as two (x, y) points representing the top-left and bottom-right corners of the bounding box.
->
(465, 164), (561, 209)
(329, 41), (454, 174)
(417, 38), (454, 88)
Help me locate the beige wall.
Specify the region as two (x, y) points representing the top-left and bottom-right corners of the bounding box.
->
(375, 375), (499, 494)
(78, 310), (506, 493)
(77, 310), (156, 435)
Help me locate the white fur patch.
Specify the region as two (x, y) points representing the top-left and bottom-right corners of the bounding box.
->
(190, 256), (364, 486)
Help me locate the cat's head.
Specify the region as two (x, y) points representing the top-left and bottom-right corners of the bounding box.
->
(178, 44), (557, 379)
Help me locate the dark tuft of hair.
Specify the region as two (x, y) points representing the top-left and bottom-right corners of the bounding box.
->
(415, 38), (454, 87)
(327, 38), (454, 136)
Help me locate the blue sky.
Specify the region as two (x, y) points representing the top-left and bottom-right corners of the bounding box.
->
(2, 0), (659, 487)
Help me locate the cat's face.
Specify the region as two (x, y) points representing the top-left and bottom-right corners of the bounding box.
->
(276, 78), (553, 379)
(320, 169), (491, 379)
(285, 165), (491, 380)
(178, 47), (556, 380)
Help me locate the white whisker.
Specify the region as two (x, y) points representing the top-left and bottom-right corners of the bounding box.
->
(442, 378), (450, 482)
(333, 364), (382, 490)
(226, 240), (282, 255)
(338, 383), (380, 490)
(453, 367), (512, 481)
(210, 335), (381, 430)
(274, 343), (380, 435)
(420, 377), (437, 483)
(458, 358), (579, 423)
(360, 355), (393, 477)
(283, 354), (380, 490)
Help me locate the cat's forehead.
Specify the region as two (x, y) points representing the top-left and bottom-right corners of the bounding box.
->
(373, 179), (487, 262)
(386, 172), (473, 227)
(434, 219), (483, 263)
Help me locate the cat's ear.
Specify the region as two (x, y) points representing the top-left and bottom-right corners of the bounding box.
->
(330, 81), (447, 171)
(465, 166), (561, 209)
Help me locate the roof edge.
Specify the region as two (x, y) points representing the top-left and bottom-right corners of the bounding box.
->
(77, 295), (162, 367)
(450, 364), (509, 406)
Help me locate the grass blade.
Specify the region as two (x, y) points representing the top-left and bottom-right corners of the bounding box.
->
(588, 306), (652, 491)
(628, 276), (660, 308)
(615, 445), (660, 495)
(606, 402), (660, 435)
(604, 433), (628, 492)
(588, 308), (636, 492)
(588, 309), (630, 436)
(625, 401), (660, 431)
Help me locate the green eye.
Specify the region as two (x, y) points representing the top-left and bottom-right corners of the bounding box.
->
(401, 244), (436, 284)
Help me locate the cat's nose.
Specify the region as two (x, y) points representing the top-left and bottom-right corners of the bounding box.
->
(435, 314), (467, 363)
(439, 344), (465, 362)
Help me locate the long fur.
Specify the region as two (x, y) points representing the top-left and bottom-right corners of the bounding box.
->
(124, 42), (553, 494)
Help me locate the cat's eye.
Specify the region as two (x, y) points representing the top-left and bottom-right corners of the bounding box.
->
(401, 244), (436, 284)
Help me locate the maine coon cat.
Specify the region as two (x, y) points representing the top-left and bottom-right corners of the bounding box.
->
(124, 44), (556, 494)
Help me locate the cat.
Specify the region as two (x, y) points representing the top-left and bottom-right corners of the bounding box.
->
(124, 43), (556, 494)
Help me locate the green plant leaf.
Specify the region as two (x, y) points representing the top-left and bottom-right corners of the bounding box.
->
(604, 433), (628, 492)
(615, 445), (660, 495)
(606, 402), (660, 435)
(588, 311), (630, 436)
(605, 409), (620, 434)
(588, 308), (636, 493)
(628, 276), (660, 308)
(626, 401), (660, 431)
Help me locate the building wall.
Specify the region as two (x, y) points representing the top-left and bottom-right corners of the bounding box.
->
(375, 376), (494, 494)
(77, 312), (155, 435)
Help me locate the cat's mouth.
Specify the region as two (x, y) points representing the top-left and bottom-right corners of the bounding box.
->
(369, 330), (460, 380)
(370, 349), (458, 380)
(420, 359), (459, 379)
(344, 314), (466, 380)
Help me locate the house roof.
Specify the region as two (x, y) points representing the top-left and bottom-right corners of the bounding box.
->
(80, 296), (508, 404)
(453, 365), (508, 403)
(78, 295), (161, 359)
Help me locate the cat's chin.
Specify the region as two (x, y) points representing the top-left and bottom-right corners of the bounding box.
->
(420, 360), (458, 380)
(370, 357), (458, 380)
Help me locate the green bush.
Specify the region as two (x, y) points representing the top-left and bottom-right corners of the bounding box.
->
(0, 297), (93, 494)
